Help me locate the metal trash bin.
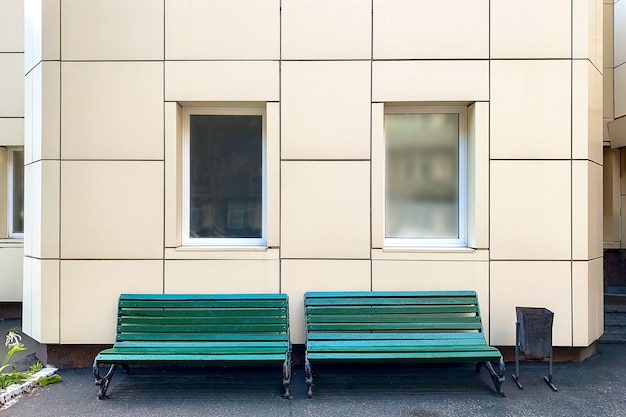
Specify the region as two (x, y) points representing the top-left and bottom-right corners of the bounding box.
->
(511, 307), (557, 391)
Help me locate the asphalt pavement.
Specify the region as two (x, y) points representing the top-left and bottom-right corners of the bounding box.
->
(0, 343), (625, 417)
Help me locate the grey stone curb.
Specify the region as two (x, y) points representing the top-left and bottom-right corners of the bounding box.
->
(0, 366), (58, 407)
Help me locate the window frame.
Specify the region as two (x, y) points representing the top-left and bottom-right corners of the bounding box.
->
(181, 106), (267, 247)
(383, 106), (467, 249)
(7, 146), (24, 239)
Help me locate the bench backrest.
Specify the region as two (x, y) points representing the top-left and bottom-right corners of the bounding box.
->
(115, 293), (289, 343)
(304, 291), (485, 339)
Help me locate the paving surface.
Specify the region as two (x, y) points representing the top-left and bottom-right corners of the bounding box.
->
(0, 344), (624, 417)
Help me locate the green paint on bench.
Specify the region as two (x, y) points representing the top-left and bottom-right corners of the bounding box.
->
(303, 291), (505, 397)
(93, 293), (292, 399)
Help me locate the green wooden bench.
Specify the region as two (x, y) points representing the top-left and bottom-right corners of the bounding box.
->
(93, 293), (292, 399)
(304, 290), (505, 397)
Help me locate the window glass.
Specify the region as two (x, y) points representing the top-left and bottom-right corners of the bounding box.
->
(187, 113), (263, 242)
(385, 111), (463, 244)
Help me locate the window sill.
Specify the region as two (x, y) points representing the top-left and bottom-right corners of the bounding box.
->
(372, 248), (488, 261)
(165, 246), (279, 260)
(0, 238), (24, 248)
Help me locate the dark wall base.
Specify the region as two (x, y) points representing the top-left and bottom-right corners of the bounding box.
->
(46, 344), (112, 369)
(0, 302), (22, 319)
(44, 343), (596, 369)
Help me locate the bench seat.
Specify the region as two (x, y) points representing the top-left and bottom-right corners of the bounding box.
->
(304, 291), (505, 397)
(93, 293), (291, 399)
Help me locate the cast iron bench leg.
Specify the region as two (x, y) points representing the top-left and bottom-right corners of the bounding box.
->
(485, 358), (506, 397)
(282, 349), (293, 399)
(93, 361), (119, 400)
(305, 358), (313, 398)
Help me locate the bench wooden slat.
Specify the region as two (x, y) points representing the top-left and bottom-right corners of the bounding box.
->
(96, 353), (288, 362)
(116, 333), (289, 342)
(119, 308), (288, 317)
(100, 346), (288, 355)
(306, 305), (478, 315)
(306, 332), (485, 341)
(119, 300), (287, 308)
(304, 291), (477, 298)
(117, 324), (288, 333)
(306, 315), (481, 324)
(305, 297), (477, 306)
(306, 322), (482, 331)
(308, 338), (489, 349)
(306, 351), (501, 361)
(118, 316), (287, 325)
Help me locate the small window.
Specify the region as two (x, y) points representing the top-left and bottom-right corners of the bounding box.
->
(7, 147), (24, 238)
(182, 107), (266, 246)
(384, 107), (466, 247)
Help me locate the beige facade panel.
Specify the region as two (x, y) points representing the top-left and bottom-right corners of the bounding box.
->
(165, 61), (279, 102)
(25, 61), (60, 163)
(573, 60), (604, 164)
(372, 60), (489, 102)
(573, 259), (604, 346)
(21, 257), (32, 334)
(603, 148), (620, 245)
(24, 0), (60, 72)
(0, 148), (6, 238)
(371, 102), (489, 250)
(0, 0), (24, 52)
(0, 53), (24, 117)
(281, 61), (371, 160)
(61, 0), (163, 61)
(572, 161), (603, 260)
(281, 161), (370, 259)
(604, 67), (614, 119)
(573, 0), (604, 70)
(490, 60), (572, 159)
(165, 0), (279, 60)
(164, 260), (279, 294)
(59, 260), (163, 344)
(0, 247), (24, 301)
(281, 259), (371, 344)
(371, 103), (384, 249)
(0, 118), (23, 145)
(164, 248), (279, 261)
(490, 160), (572, 260)
(490, 261), (572, 346)
(163, 102), (280, 249)
(604, 2), (614, 67)
(371, 249), (489, 262)
(467, 102), (490, 249)
(61, 62), (164, 160)
(615, 0), (626, 66)
(373, 0), (488, 59)
(28, 160), (60, 259)
(26, 259), (59, 343)
(164, 102), (181, 248)
(372, 260), (490, 342)
(491, 0), (571, 58)
(266, 102), (280, 248)
(615, 64), (626, 118)
(282, 0), (370, 59)
(60, 161), (164, 259)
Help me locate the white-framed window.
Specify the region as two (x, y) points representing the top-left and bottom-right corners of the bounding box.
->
(384, 106), (467, 248)
(7, 147), (24, 238)
(182, 107), (266, 247)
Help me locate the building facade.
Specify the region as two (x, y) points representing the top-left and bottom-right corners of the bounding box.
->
(1, 0), (620, 355)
